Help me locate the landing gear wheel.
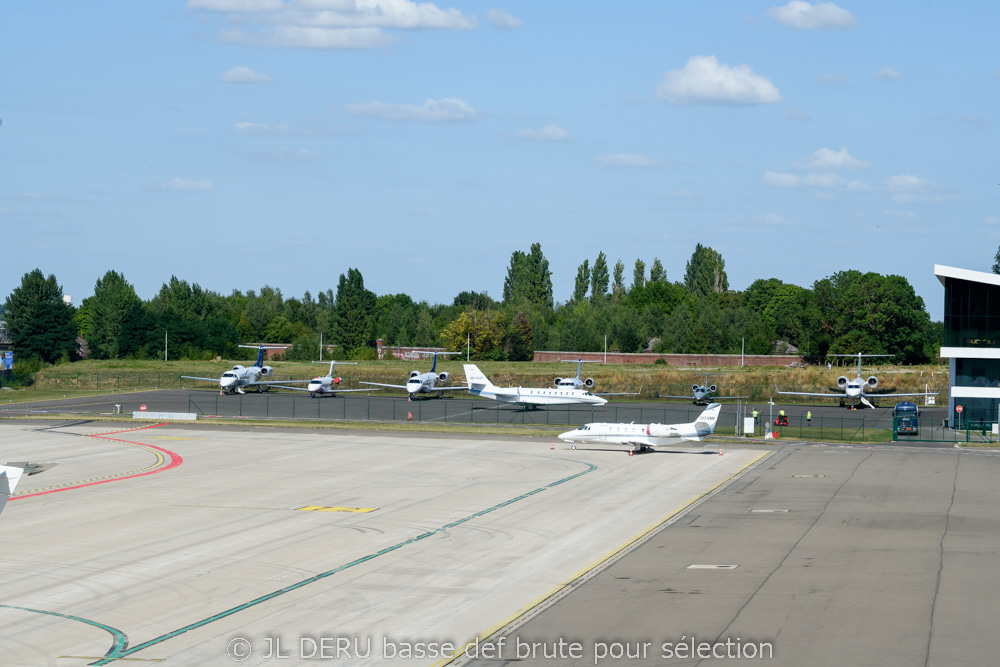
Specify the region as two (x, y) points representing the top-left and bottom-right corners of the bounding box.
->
(310, 392), (316, 398)
(256, 385), (263, 393)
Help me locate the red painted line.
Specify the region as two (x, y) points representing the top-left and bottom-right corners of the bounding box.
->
(10, 423), (184, 501)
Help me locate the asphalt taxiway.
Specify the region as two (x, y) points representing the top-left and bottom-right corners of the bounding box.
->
(1, 389), (944, 433)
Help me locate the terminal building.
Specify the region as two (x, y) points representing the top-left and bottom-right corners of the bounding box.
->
(936, 265), (1000, 427)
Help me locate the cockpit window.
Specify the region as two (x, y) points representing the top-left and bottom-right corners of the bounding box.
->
(222, 373), (235, 378)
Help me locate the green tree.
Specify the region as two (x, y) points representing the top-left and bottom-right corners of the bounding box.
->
(683, 244), (729, 298)
(813, 270), (932, 363)
(334, 268), (377, 355)
(994, 245), (1000, 274)
(505, 311), (534, 361)
(573, 260), (590, 301)
(590, 252), (609, 301)
(649, 257), (666, 283)
(612, 259), (625, 299)
(632, 259), (646, 291)
(440, 309), (508, 359)
(4, 269), (77, 363)
(88, 270), (143, 359)
(502, 243), (553, 309)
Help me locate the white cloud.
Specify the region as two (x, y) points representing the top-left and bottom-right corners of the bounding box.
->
(221, 26), (397, 49)
(192, 0), (475, 50)
(160, 178), (214, 191)
(514, 124), (569, 141)
(808, 147), (870, 170)
(344, 97), (479, 122)
(875, 67), (903, 81)
(187, 0), (283, 11)
(961, 115), (989, 129)
(234, 121), (292, 135)
(220, 66), (272, 83)
(846, 180), (875, 192)
(597, 154), (661, 168)
(886, 174), (927, 190)
(815, 74), (847, 85)
(244, 146), (316, 162)
(767, 1), (858, 29)
(487, 8), (522, 29)
(763, 171), (844, 188)
(668, 189), (694, 198)
(656, 55), (782, 105)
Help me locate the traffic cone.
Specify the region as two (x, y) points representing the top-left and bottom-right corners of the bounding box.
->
(719, 447), (723, 456)
(629, 449), (633, 457)
(550, 442), (554, 450)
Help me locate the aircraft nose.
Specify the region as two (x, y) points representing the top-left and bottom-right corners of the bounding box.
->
(220, 377), (234, 387)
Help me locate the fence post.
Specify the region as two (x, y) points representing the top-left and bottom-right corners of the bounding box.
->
(317, 396), (320, 419)
(444, 400), (448, 423)
(367, 397), (371, 420)
(266, 394), (269, 417)
(239, 394), (243, 417)
(292, 396), (295, 418)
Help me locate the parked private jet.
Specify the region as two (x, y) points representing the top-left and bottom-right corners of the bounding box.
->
(465, 364), (608, 407)
(271, 361), (380, 398)
(557, 403), (722, 454)
(1, 462), (59, 516)
(182, 345), (306, 395)
(660, 373), (747, 405)
(361, 351), (465, 399)
(777, 352), (938, 409)
(555, 358), (640, 397)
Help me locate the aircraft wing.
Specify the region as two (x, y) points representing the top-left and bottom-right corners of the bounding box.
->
(776, 390), (847, 397)
(270, 385), (381, 393)
(181, 376), (221, 383)
(659, 394), (697, 399)
(359, 382), (408, 390)
(430, 385), (470, 391)
(709, 395), (749, 400)
(866, 391), (939, 397)
(596, 391), (641, 396)
(247, 380), (310, 385)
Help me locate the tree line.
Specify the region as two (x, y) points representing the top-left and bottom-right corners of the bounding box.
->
(3, 242), (941, 366)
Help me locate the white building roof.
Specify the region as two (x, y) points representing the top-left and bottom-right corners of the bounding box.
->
(935, 264), (1000, 288)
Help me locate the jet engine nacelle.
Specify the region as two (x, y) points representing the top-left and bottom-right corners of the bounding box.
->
(438, 371), (449, 383)
(554, 377), (564, 386)
(866, 376), (879, 388)
(837, 376), (849, 389)
(708, 384), (718, 394)
(584, 377), (595, 388)
(260, 366), (273, 376)
(410, 370), (421, 378)
(232, 365), (245, 371)
(692, 384), (700, 392)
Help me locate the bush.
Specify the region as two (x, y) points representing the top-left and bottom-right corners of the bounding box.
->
(654, 358), (667, 365)
(12, 358), (44, 387)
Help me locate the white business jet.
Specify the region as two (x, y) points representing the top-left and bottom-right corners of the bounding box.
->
(182, 345), (306, 395)
(1, 462), (59, 516)
(554, 358), (640, 397)
(557, 403), (721, 454)
(777, 352), (937, 409)
(465, 364), (608, 407)
(271, 361), (381, 398)
(361, 351), (465, 399)
(660, 373), (747, 405)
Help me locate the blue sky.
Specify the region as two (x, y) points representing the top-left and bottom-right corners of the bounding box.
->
(3, 1), (998, 320)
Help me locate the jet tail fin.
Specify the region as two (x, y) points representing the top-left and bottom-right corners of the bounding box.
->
(463, 364), (495, 391)
(689, 403), (722, 439)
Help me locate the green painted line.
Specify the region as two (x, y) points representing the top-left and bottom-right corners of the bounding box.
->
(90, 461), (597, 665)
(0, 603), (128, 657)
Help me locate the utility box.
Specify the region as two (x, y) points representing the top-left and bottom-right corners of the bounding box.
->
(743, 417), (755, 436)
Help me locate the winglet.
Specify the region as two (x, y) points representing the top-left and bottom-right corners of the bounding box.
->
(1, 462), (59, 517)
